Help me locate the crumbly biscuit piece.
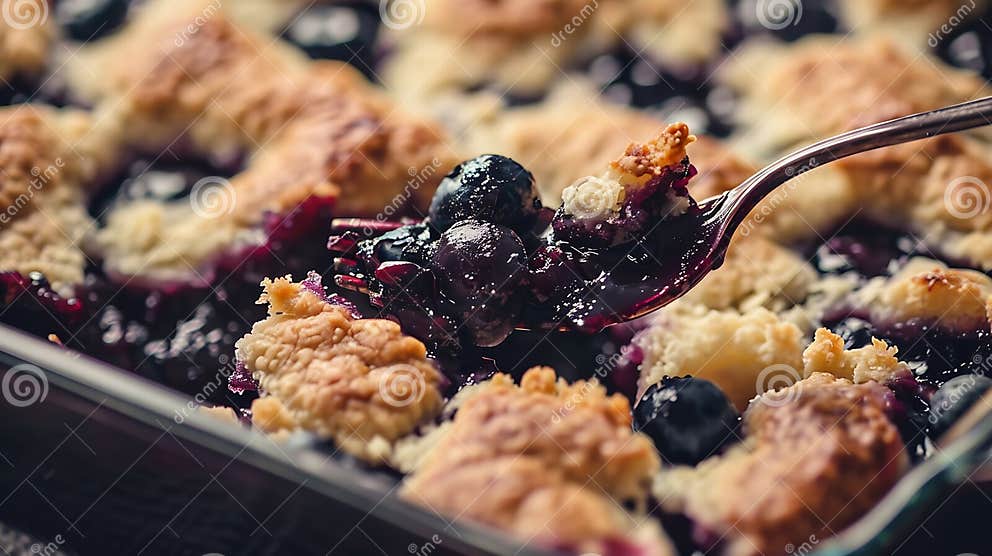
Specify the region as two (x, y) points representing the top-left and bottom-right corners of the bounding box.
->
(382, 0), (728, 100)
(0, 2), (52, 81)
(234, 276), (444, 463)
(655, 374), (907, 556)
(838, 0), (986, 49)
(66, 0), (456, 282)
(678, 236), (818, 313)
(402, 367), (667, 553)
(856, 257), (992, 332)
(803, 328), (909, 385)
(724, 36), (988, 157)
(0, 105), (116, 294)
(635, 306), (807, 410)
(466, 84), (753, 207)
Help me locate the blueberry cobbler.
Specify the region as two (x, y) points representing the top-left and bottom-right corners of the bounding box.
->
(4, 0), (992, 555)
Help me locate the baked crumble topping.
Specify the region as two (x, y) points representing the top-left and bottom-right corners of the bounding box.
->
(677, 236), (818, 313)
(803, 328), (909, 385)
(0, 8), (52, 81)
(0, 106), (114, 293)
(234, 275), (444, 462)
(65, 1), (456, 282)
(401, 367), (666, 552)
(636, 307), (807, 410)
(839, 0), (986, 47)
(856, 258), (992, 332)
(382, 0), (728, 101)
(2, 2), (991, 554)
(463, 84), (753, 208)
(560, 123), (695, 222)
(724, 36), (988, 157)
(655, 373), (907, 556)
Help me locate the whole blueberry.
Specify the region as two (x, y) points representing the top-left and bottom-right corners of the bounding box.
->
(634, 376), (741, 465)
(428, 155), (541, 232)
(361, 223), (436, 266)
(430, 219), (528, 346)
(57, 0), (129, 41)
(929, 374), (992, 438)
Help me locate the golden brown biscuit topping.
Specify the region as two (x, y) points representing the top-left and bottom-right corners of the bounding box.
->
(611, 122), (695, 181)
(66, 3), (457, 282)
(235, 276), (444, 463)
(656, 374), (907, 556)
(402, 367), (665, 551)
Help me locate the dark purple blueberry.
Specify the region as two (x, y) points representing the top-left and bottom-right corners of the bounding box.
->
(358, 223), (436, 267)
(430, 219), (528, 346)
(634, 376), (740, 465)
(282, 4), (380, 77)
(428, 155), (541, 233)
(929, 374), (992, 438)
(57, 0), (129, 41)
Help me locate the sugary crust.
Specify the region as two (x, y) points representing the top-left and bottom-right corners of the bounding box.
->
(0, 3), (52, 81)
(611, 122), (695, 180)
(856, 258), (992, 332)
(465, 85), (752, 207)
(679, 236), (818, 313)
(655, 374), (907, 556)
(724, 36), (988, 158)
(382, 0), (728, 99)
(234, 276), (444, 463)
(838, 0), (986, 48)
(0, 105), (111, 293)
(803, 328), (908, 384)
(67, 0), (457, 281)
(402, 367), (665, 551)
(722, 36), (992, 268)
(635, 306), (806, 411)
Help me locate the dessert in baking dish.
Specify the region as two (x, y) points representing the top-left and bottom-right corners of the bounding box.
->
(2, 0), (992, 554)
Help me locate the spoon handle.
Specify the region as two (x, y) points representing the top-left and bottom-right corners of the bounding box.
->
(717, 95), (992, 234)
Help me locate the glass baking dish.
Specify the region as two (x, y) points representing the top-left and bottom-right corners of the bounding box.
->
(0, 322), (989, 556)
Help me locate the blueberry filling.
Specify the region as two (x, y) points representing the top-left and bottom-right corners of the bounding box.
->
(331, 150), (705, 350)
(633, 376), (741, 466)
